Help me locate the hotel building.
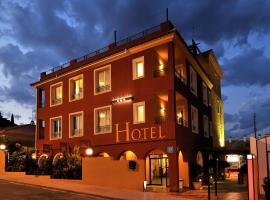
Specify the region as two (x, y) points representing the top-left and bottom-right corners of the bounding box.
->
(31, 21), (224, 191)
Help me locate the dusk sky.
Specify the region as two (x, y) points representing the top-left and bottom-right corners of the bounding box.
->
(0, 0), (270, 139)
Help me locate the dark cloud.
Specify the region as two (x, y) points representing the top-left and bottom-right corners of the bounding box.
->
(225, 97), (270, 138)
(222, 48), (270, 86)
(4, 112), (21, 120)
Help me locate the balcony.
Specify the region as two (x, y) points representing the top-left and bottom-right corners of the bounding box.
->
(52, 98), (62, 105)
(175, 71), (187, 85)
(153, 67), (169, 77)
(96, 125), (111, 133)
(176, 117), (188, 127)
(96, 84), (111, 93)
(155, 115), (167, 124)
(72, 129), (82, 136)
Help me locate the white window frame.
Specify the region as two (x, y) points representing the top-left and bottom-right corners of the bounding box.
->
(190, 66), (197, 96)
(94, 65), (111, 95)
(94, 105), (112, 135)
(132, 56), (144, 80)
(69, 74), (84, 102)
(50, 82), (63, 107)
(69, 111), (84, 138)
(191, 105), (198, 134)
(133, 101), (145, 124)
(50, 116), (62, 140)
(202, 82), (208, 106)
(203, 115), (209, 138)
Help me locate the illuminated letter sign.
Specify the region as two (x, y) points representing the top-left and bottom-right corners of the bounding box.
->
(115, 122), (165, 143)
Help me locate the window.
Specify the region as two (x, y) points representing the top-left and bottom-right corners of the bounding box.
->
(203, 115), (209, 137)
(190, 66), (197, 95)
(50, 82), (63, 106)
(69, 75), (83, 101)
(202, 82), (208, 106)
(209, 121), (213, 137)
(175, 64), (186, 84)
(38, 88), (45, 108)
(208, 91), (212, 106)
(94, 65), (111, 95)
(133, 101), (145, 124)
(69, 112), (83, 137)
(191, 105), (198, 133)
(132, 56), (144, 80)
(94, 106), (112, 134)
(176, 106), (187, 127)
(38, 120), (45, 140)
(50, 117), (62, 140)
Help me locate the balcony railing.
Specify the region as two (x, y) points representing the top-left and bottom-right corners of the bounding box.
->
(72, 129), (82, 136)
(175, 72), (187, 84)
(176, 118), (188, 127)
(96, 125), (111, 133)
(96, 84), (111, 93)
(52, 98), (62, 105)
(155, 116), (167, 124)
(153, 67), (169, 77)
(71, 92), (83, 100)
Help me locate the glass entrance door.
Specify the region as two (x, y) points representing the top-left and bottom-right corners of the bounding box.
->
(149, 157), (169, 186)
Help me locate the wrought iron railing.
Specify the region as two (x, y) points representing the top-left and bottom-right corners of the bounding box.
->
(96, 125), (111, 133)
(153, 67), (169, 77)
(96, 84), (111, 93)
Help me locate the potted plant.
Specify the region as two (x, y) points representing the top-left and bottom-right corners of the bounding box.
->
(190, 163), (203, 190)
(263, 177), (270, 200)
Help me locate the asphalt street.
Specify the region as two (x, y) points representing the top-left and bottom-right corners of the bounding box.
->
(0, 179), (119, 200)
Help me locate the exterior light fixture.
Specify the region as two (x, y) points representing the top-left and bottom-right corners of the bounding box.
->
(143, 180), (147, 192)
(32, 153), (37, 160)
(86, 148), (94, 156)
(0, 144), (6, 150)
(112, 96), (133, 105)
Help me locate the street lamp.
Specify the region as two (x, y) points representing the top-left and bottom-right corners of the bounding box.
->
(0, 144), (6, 150)
(85, 148), (94, 156)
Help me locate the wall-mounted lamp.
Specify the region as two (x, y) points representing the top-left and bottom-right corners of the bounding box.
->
(0, 144), (6, 150)
(86, 148), (94, 156)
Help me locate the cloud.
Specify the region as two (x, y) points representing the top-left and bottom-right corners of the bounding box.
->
(222, 48), (270, 86)
(225, 96), (270, 138)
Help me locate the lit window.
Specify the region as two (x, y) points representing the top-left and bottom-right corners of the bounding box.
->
(70, 112), (83, 137)
(133, 101), (145, 124)
(50, 117), (62, 140)
(202, 82), (208, 106)
(94, 106), (111, 134)
(191, 105), (198, 133)
(190, 66), (197, 95)
(94, 65), (111, 95)
(175, 64), (186, 84)
(176, 106), (187, 127)
(133, 56), (144, 80)
(70, 75), (83, 101)
(203, 115), (209, 137)
(50, 83), (63, 106)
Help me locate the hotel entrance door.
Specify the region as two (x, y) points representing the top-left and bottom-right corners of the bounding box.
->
(149, 157), (169, 186)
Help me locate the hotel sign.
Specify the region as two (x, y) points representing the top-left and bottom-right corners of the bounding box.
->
(115, 122), (165, 143)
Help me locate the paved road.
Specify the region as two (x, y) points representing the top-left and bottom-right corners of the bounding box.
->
(0, 179), (118, 200)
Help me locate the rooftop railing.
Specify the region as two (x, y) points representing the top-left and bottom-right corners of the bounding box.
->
(44, 24), (161, 76)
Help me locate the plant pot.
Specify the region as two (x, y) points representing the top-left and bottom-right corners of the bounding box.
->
(264, 186), (270, 200)
(192, 181), (202, 190)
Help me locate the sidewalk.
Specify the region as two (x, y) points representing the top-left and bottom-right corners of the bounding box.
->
(0, 172), (194, 200)
(0, 172), (248, 200)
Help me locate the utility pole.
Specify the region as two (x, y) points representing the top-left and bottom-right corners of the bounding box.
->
(254, 113), (257, 138)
